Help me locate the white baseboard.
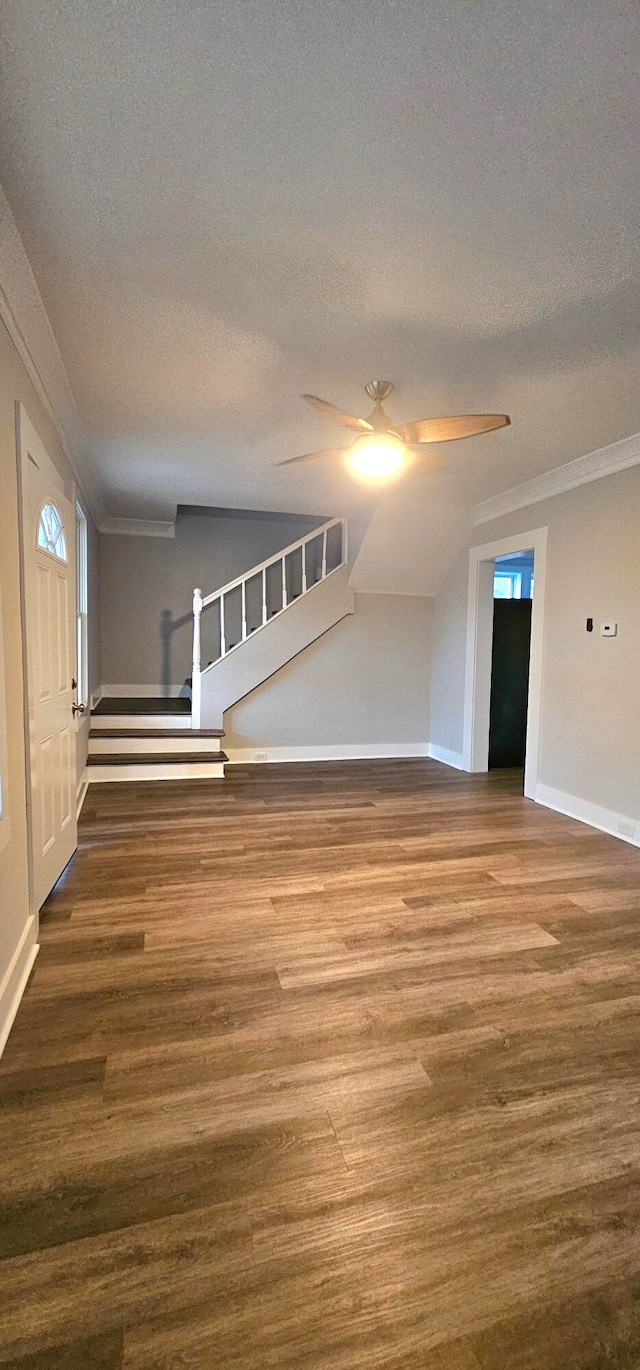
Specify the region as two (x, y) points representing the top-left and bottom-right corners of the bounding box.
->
(0, 916), (39, 1058)
(100, 684), (186, 698)
(427, 743), (465, 770)
(76, 770), (89, 818)
(535, 783), (640, 847)
(224, 743), (431, 764)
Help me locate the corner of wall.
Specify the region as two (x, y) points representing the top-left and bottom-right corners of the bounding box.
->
(535, 784), (640, 849)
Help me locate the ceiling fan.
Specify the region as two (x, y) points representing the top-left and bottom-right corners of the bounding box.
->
(277, 381), (510, 481)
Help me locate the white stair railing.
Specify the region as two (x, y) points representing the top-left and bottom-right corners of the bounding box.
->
(191, 517), (346, 727)
(191, 586), (202, 729)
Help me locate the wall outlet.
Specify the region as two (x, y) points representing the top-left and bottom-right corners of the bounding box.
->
(601, 622), (617, 637)
(618, 819), (636, 839)
(253, 750), (268, 761)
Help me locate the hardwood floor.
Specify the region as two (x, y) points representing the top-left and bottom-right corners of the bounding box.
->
(2, 760), (640, 1368)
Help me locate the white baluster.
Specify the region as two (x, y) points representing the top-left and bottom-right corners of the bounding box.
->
(191, 587), (202, 729)
(192, 518), (347, 689)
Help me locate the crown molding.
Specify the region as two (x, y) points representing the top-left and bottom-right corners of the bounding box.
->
(0, 184), (106, 526)
(474, 430), (640, 525)
(99, 516), (176, 538)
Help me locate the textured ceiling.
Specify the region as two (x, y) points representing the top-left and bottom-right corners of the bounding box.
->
(1, 1), (639, 587)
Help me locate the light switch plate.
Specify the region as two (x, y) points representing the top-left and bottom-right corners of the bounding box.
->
(601, 622), (617, 637)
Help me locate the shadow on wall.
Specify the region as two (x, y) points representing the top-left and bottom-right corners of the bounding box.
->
(160, 601), (226, 694)
(160, 608), (193, 696)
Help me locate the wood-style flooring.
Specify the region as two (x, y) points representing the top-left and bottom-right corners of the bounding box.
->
(2, 760), (640, 1368)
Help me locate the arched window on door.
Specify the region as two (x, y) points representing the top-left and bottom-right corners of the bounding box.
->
(37, 502), (67, 561)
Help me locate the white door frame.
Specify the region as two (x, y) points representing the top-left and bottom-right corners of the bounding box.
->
(16, 402), (77, 912)
(462, 526), (548, 799)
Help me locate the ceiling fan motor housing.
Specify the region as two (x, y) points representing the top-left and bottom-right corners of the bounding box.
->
(365, 380), (395, 431)
(365, 380), (394, 402)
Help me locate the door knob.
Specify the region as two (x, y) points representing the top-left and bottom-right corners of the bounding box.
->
(72, 702), (86, 716)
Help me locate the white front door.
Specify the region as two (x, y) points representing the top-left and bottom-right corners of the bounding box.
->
(19, 408), (78, 910)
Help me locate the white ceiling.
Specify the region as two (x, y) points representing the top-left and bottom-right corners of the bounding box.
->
(1, 1), (639, 589)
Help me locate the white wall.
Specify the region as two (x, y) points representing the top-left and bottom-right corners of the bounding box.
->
(224, 592), (432, 757)
(350, 476), (472, 596)
(430, 466), (640, 828)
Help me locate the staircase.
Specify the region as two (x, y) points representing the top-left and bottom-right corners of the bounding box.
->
(88, 516), (351, 782)
(194, 517), (353, 730)
(87, 698), (227, 783)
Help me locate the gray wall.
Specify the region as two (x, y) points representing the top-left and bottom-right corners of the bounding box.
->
(429, 465), (640, 821)
(429, 548), (468, 759)
(224, 593), (432, 751)
(99, 509), (322, 690)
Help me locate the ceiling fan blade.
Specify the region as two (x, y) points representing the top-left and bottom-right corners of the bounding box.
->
(276, 448), (346, 466)
(302, 394), (372, 433)
(396, 414), (510, 445)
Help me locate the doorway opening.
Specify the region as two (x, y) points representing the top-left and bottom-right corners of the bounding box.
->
(488, 550), (534, 771)
(462, 527), (547, 801)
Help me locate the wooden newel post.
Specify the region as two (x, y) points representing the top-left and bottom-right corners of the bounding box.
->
(192, 587), (202, 729)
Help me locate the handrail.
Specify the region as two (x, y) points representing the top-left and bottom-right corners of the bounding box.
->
(191, 516), (346, 727)
(200, 517), (344, 607)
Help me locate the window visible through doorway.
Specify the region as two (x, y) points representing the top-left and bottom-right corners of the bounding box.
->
(494, 570), (523, 599)
(494, 550), (534, 600)
(76, 502), (88, 708)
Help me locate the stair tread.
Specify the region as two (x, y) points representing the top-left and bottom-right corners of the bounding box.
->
(93, 697), (191, 716)
(89, 751), (228, 766)
(89, 728), (224, 738)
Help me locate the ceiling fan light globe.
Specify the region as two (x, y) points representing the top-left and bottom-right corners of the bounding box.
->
(347, 433), (408, 482)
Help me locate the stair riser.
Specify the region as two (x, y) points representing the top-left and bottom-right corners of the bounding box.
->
(87, 761), (225, 783)
(89, 737), (221, 756)
(92, 714), (193, 731)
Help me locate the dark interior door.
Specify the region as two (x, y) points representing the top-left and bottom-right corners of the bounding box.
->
(488, 599), (532, 768)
